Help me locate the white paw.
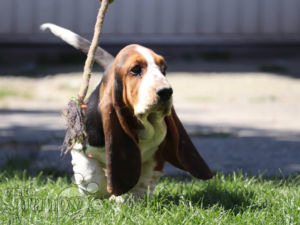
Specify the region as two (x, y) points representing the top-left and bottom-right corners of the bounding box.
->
(109, 195), (125, 203)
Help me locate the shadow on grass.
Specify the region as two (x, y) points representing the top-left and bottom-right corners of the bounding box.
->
(198, 184), (255, 213)
(154, 173), (299, 214)
(156, 182), (254, 214)
(0, 157), (72, 181)
(1, 44), (300, 79)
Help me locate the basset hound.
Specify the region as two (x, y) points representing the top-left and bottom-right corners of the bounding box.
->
(41, 24), (213, 199)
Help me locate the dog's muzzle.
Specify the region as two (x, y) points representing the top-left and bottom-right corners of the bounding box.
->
(156, 87), (173, 102)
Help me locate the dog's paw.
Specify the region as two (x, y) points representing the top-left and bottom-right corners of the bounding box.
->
(109, 195), (125, 203)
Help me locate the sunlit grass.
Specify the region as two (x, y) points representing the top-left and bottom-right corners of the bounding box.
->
(0, 166), (298, 225)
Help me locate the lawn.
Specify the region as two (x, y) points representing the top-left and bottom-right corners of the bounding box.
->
(0, 165), (298, 225)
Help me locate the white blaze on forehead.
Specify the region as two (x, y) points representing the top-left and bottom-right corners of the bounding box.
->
(134, 46), (170, 115)
(136, 46), (156, 68)
(135, 46), (167, 81)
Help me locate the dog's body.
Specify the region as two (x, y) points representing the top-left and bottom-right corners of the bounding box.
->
(72, 48), (169, 196)
(42, 24), (213, 199)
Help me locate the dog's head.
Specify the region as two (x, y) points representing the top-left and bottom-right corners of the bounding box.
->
(111, 44), (172, 118)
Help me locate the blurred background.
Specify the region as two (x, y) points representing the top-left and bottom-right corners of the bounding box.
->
(0, 0), (299, 176)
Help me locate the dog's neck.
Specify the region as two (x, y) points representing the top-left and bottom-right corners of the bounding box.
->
(137, 112), (167, 163)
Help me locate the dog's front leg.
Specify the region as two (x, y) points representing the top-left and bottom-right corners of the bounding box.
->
(130, 160), (163, 198)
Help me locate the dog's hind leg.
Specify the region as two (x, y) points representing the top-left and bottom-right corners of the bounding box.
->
(71, 143), (109, 198)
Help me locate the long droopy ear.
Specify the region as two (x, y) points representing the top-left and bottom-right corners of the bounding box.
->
(100, 78), (142, 196)
(160, 107), (213, 179)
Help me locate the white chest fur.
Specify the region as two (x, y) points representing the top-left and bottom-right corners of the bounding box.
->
(86, 112), (167, 165)
(137, 112), (167, 162)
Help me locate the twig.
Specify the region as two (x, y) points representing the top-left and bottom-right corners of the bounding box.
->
(78, 0), (110, 104)
(62, 0), (111, 154)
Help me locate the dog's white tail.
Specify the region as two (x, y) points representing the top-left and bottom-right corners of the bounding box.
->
(41, 23), (114, 69)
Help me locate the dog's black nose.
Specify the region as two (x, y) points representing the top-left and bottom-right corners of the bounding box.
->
(156, 87), (173, 101)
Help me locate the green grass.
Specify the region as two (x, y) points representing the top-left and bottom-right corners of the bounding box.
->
(0, 166), (299, 225)
(0, 89), (18, 99)
(0, 88), (33, 99)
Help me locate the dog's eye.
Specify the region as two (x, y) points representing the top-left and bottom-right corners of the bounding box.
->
(130, 65), (143, 76)
(161, 64), (167, 75)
